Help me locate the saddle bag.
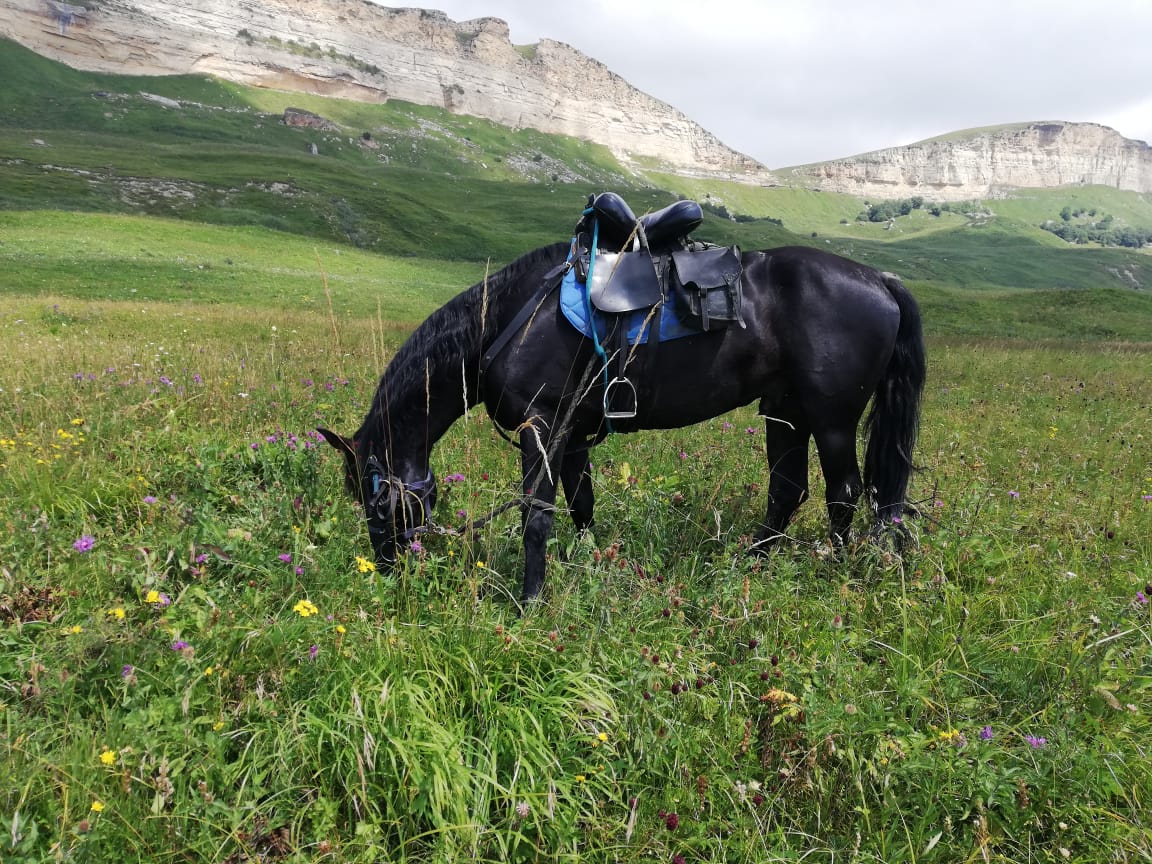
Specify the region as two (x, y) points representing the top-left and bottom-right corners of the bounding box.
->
(671, 246), (745, 330)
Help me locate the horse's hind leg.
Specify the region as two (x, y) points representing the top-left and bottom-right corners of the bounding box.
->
(560, 447), (595, 533)
(812, 425), (864, 545)
(753, 403), (811, 552)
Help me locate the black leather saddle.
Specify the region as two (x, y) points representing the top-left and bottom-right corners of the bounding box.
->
(579, 192), (704, 313)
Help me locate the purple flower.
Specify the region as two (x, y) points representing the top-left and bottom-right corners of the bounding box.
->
(308, 644), (319, 661)
(171, 640), (189, 651)
(1136, 591), (1148, 605)
(278, 553), (292, 563)
(722, 421), (732, 430)
(143, 495), (158, 504)
(979, 725), (994, 740)
(409, 540), (423, 554)
(1024, 734), (1047, 748)
(745, 427), (757, 435)
(121, 664), (135, 678)
(444, 473), (466, 483)
(73, 535), (95, 553)
(159, 376), (173, 387)
(192, 373), (202, 385)
(679, 451), (687, 460)
(456, 509), (467, 520)
(1008, 490), (1020, 498)
(295, 566), (304, 576)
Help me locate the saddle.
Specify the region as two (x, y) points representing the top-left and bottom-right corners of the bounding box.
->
(570, 192), (745, 421)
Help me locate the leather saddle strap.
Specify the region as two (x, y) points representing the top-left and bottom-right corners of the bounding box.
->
(479, 262), (567, 379)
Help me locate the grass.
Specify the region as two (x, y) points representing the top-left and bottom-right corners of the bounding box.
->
(2, 238), (1151, 861)
(2, 32), (1152, 863)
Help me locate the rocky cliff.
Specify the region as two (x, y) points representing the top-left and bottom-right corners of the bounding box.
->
(786, 122), (1152, 201)
(0, 0), (771, 182)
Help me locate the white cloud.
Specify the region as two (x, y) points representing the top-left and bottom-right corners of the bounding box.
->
(379, 1), (1152, 166)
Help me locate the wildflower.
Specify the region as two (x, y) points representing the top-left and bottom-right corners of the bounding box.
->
(90, 801), (105, 813)
(1136, 591), (1149, 605)
(279, 553), (292, 563)
(515, 801), (530, 819)
(664, 811), (680, 830)
(65, 625), (83, 635)
(761, 688), (797, 704)
(476, 560), (486, 570)
(979, 725), (994, 740)
(309, 644), (319, 661)
(356, 556), (376, 573)
(745, 427), (757, 435)
(144, 590), (171, 606)
(213, 720), (225, 732)
(204, 666), (214, 677)
(574, 774), (586, 784)
(1024, 734), (1048, 748)
(335, 624), (346, 634)
(293, 599), (319, 617)
(597, 732), (608, 742)
(409, 540), (423, 554)
(121, 664), (134, 678)
(73, 535), (95, 553)
(143, 495), (158, 504)
(99, 749), (116, 766)
(71, 418), (84, 426)
(171, 640), (189, 651)
(1008, 490), (1020, 498)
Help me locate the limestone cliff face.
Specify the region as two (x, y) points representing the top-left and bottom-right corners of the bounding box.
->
(1, 0), (770, 181)
(787, 122), (1152, 201)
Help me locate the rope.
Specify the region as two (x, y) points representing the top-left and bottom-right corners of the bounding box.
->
(582, 212), (614, 433)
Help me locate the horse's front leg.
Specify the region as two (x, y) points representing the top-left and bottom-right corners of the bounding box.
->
(560, 446), (595, 533)
(519, 427), (565, 602)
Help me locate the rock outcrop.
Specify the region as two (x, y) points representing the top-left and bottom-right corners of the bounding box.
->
(0, 0), (772, 182)
(786, 122), (1152, 201)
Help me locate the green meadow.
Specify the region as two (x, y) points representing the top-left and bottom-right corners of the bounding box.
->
(2, 36), (1152, 864)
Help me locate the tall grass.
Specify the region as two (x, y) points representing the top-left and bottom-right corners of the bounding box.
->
(2, 271), (1149, 861)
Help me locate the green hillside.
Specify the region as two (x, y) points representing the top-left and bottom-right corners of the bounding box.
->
(1, 38), (1150, 340)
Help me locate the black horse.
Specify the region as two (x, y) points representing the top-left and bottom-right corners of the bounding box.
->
(320, 241), (925, 601)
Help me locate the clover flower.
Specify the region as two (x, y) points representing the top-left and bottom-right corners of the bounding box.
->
(979, 725), (994, 740)
(1025, 734), (1048, 748)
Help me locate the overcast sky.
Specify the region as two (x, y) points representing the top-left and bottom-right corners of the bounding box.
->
(380, 0), (1152, 168)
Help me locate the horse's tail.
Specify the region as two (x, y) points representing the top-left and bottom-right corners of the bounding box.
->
(863, 273), (926, 522)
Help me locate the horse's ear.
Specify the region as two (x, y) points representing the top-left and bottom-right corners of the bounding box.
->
(317, 427), (356, 463)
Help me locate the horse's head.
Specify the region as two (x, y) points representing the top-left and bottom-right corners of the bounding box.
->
(317, 428), (437, 567)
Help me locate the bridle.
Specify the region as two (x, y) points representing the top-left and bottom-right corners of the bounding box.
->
(363, 454), (435, 559)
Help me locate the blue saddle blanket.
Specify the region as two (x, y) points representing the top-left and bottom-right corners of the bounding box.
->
(559, 267), (697, 344)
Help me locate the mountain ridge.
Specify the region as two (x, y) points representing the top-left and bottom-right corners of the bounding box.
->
(0, 0), (772, 183)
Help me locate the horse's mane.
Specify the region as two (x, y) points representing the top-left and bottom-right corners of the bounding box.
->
(356, 242), (569, 441)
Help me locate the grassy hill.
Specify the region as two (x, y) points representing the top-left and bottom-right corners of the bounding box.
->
(2, 37), (1151, 341)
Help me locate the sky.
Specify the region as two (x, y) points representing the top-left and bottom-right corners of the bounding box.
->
(379, 0), (1152, 168)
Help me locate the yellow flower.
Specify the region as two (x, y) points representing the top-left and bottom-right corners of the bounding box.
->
(356, 556), (376, 573)
(597, 732), (608, 742)
(107, 607), (126, 620)
(71, 418), (85, 426)
(204, 666), (214, 677)
(335, 624), (346, 634)
(213, 721), (225, 732)
(762, 688), (798, 704)
(145, 590), (160, 604)
(90, 800), (105, 813)
(574, 774), (586, 783)
(476, 561), (486, 569)
(293, 599), (319, 617)
(66, 625), (83, 635)
(99, 749), (116, 766)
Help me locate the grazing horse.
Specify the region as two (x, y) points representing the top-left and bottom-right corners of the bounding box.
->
(320, 241), (925, 601)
